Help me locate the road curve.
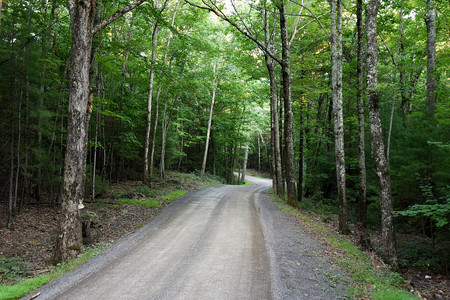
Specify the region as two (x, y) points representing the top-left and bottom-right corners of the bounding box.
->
(26, 175), (348, 300)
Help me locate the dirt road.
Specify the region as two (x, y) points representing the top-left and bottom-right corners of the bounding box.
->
(26, 176), (347, 299)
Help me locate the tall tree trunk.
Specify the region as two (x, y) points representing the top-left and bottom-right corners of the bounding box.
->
(211, 129), (216, 175)
(55, 0), (147, 262)
(277, 1), (296, 205)
(160, 84), (172, 179)
(298, 107), (304, 202)
(54, 0), (94, 262)
(399, 42), (408, 116)
(425, 0), (437, 113)
(260, 133), (270, 172)
(366, 0), (398, 268)
(150, 81), (161, 178)
(356, 0), (367, 229)
(7, 115), (15, 229)
(154, 1), (180, 178)
(267, 61), (283, 197)
(241, 142), (250, 183)
(201, 62), (217, 175)
(257, 136), (261, 171)
(144, 23), (159, 182)
(331, 0), (349, 234)
(14, 90), (23, 211)
(92, 62), (103, 201)
(387, 0), (404, 163)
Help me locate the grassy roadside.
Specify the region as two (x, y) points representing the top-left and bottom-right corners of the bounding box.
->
(0, 171), (223, 300)
(0, 244), (108, 300)
(269, 190), (418, 300)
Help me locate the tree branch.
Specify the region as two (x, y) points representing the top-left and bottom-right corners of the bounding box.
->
(184, 0), (281, 65)
(93, 0), (147, 35)
(288, 0), (330, 39)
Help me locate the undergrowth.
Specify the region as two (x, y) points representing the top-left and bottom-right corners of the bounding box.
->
(269, 189), (417, 299)
(0, 171), (224, 300)
(119, 199), (161, 208)
(0, 243), (108, 300)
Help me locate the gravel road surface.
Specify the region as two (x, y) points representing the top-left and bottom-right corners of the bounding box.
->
(25, 176), (348, 299)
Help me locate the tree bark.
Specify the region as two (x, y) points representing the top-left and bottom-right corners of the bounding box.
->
(356, 0), (367, 229)
(144, 23), (159, 182)
(425, 0), (437, 113)
(55, 0), (147, 262)
(387, 0), (404, 163)
(298, 106), (304, 202)
(160, 86), (171, 179)
(156, 1), (180, 178)
(54, 0), (94, 262)
(366, 0), (398, 268)
(150, 73), (161, 178)
(331, 0), (349, 234)
(14, 89), (23, 212)
(257, 136), (261, 171)
(7, 114), (15, 229)
(261, 2), (283, 197)
(241, 142), (249, 183)
(277, 1), (296, 206)
(201, 62), (217, 175)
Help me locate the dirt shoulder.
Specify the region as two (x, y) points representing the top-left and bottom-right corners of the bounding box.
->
(0, 171), (223, 286)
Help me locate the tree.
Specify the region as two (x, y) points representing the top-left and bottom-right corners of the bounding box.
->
(330, 0), (349, 234)
(184, 0), (299, 204)
(425, 0), (437, 112)
(54, 0), (147, 262)
(277, 0), (297, 206)
(356, 0), (367, 236)
(365, 0), (398, 268)
(201, 62), (217, 174)
(261, 3), (283, 198)
(144, 22), (160, 182)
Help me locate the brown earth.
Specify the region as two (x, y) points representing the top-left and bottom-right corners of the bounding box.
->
(0, 172), (221, 286)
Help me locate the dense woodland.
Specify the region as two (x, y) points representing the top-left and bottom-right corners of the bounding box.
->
(0, 0), (449, 273)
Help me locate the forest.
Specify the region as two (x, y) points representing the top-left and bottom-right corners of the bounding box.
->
(0, 0), (449, 297)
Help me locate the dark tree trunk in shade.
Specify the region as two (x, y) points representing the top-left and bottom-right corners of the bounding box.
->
(277, 1), (297, 206)
(356, 0), (367, 228)
(262, 6), (283, 198)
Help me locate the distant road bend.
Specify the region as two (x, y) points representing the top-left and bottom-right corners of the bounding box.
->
(27, 175), (347, 300)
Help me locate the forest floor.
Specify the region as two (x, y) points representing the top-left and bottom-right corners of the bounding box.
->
(0, 170), (448, 299)
(293, 210), (448, 299)
(0, 171), (223, 288)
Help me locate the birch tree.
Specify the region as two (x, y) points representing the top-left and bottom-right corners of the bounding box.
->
(365, 0), (398, 268)
(201, 62), (217, 175)
(356, 0), (367, 233)
(144, 22), (160, 182)
(330, 0), (349, 234)
(425, 0), (437, 112)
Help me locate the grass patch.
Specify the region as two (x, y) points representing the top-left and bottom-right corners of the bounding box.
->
(159, 190), (188, 201)
(0, 244), (108, 300)
(119, 198), (161, 208)
(268, 189), (417, 299)
(198, 183), (221, 189)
